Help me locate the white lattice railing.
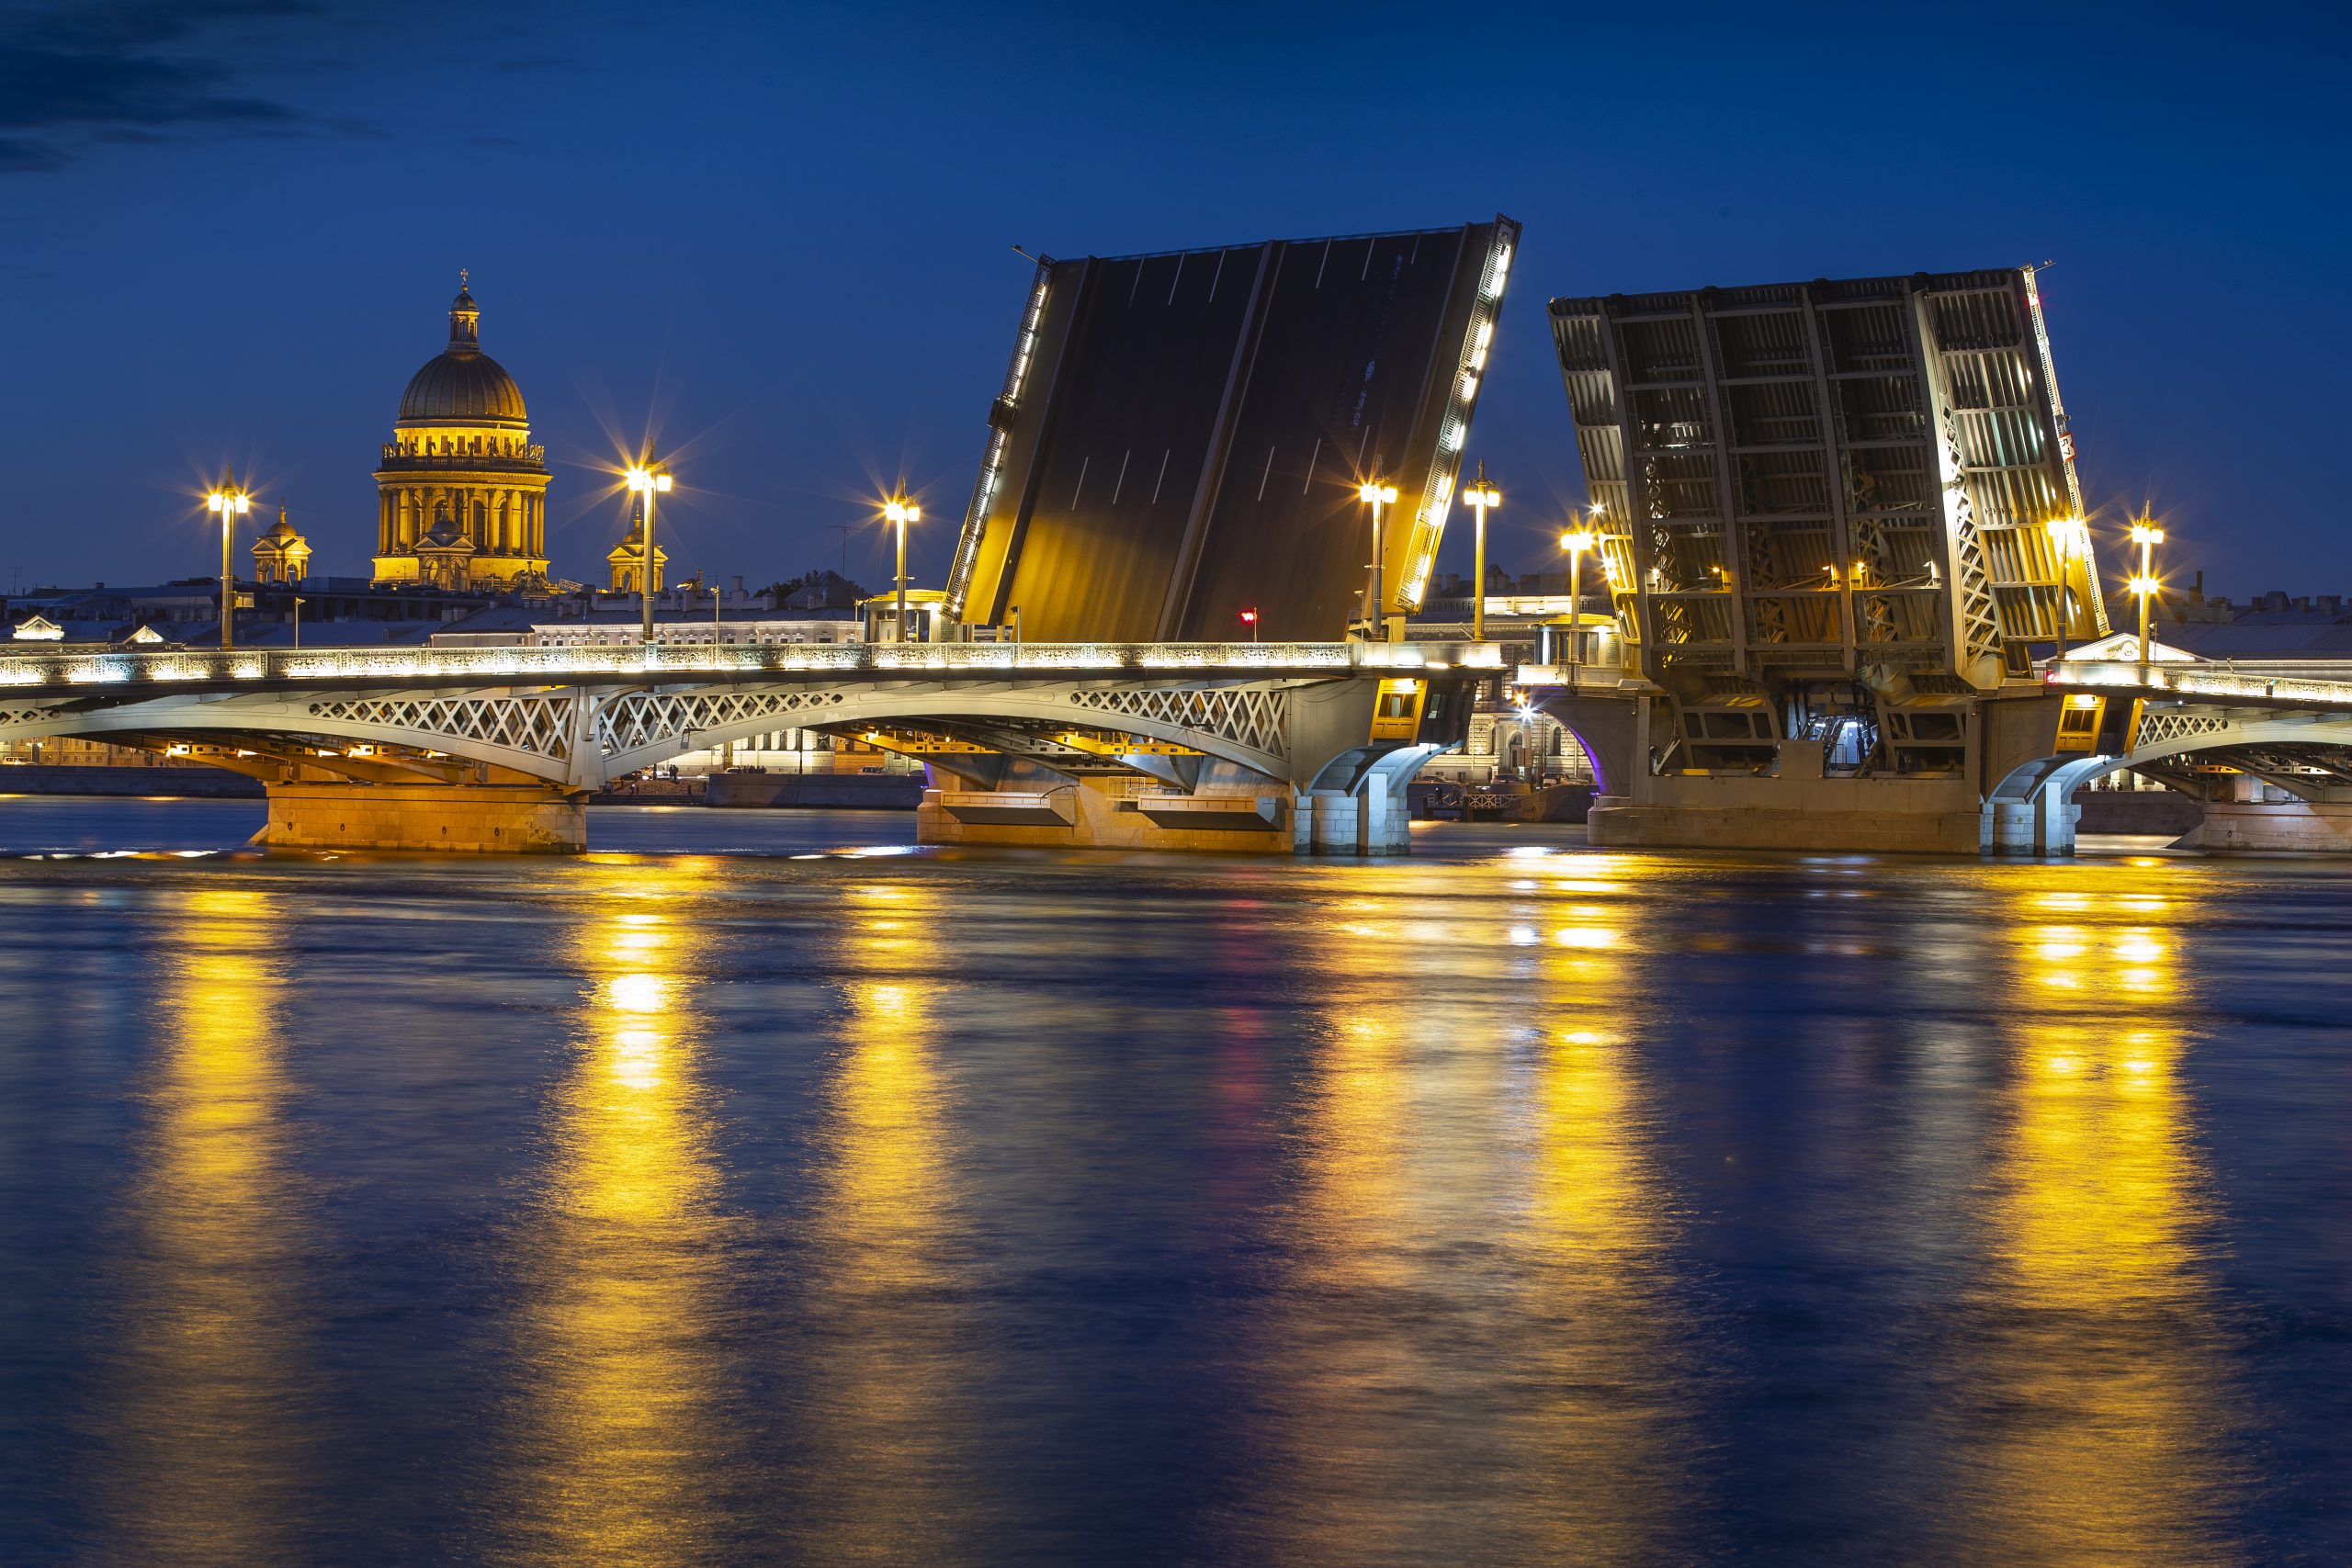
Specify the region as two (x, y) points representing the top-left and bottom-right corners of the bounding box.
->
(307, 694), (576, 760)
(1069, 686), (1291, 761)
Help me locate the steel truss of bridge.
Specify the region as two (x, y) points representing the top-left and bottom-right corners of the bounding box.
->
(0, 640), (1493, 854)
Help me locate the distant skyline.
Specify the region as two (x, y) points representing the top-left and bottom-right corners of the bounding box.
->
(3, 0), (2346, 595)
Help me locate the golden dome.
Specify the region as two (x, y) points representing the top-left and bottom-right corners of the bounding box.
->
(398, 281), (528, 430)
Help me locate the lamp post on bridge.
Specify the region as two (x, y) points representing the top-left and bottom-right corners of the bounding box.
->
(2044, 514), (2086, 665)
(2128, 511), (2165, 666)
(206, 476), (251, 650)
(626, 461), (673, 648)
(1462, 463), (1500, 642)
(1358, 479), (1398, 641)
(1558, 515), (1597, 693)
(1239, 606), (1259, 643)
(886, 493), (920, 643)
(292, 594), (306, 649)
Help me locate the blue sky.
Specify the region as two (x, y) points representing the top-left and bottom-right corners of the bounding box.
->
(2, 0), (2346, 595)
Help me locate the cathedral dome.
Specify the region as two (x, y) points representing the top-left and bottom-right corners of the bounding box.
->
(396, 277), (528, 430)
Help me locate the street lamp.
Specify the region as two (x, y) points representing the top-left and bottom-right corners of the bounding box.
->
(292, 594), (306, 649)
(1239, 606), (1260, 643)
(625, 462), (673, 647)
(707, 581), (723, 642)
(1558, 520), (1597, 691)
(885, 494), (921, 643)
(2129, 513), (2165, 665)
(2045, 515), (2084, 663)
(206, 477), (251, 649)
(1461, 463), (1501, 641)
(1358, 479), (1398, 639)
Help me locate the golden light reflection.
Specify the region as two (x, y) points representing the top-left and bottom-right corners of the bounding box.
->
(1962, 876), (2236, 1562)
(1512, 899), (1686, 1563)
(503, 866), (728, 1564)
(795, 874), (968, 1560)
(1257, 864), (1685, 1562)
(100, 886), (309, 1563)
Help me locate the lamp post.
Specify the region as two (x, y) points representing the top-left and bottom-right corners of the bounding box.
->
(2129, 512), (2165, 666)
(206, 477), (251, 649)
(625, 462), (673, 647)
(707, 581), (723, 642)
(1357, 479), (1398, 640)
(1462, 463), (1500, 641)
(1559, 520), (1596, 691)
(885, 494), (920, 643)
(292, 594), (306, 649)
(2045, 515), (2083, 664)
(1240, 607), (1260, 643)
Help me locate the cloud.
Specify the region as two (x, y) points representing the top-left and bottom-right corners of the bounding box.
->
(0, 0), (370, 172)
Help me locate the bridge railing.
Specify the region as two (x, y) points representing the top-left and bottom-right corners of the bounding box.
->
(0, 639), (1507, 692)
(2049, 660), (2352, 707)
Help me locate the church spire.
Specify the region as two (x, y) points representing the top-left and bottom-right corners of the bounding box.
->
(448, 268), (481, 351)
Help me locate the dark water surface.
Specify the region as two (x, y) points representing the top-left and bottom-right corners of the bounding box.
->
(0, 798), (2346, 1564)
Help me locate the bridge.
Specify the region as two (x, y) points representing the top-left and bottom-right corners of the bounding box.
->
(1992, 657), (2352, 853)
(0, 640), (1489, 852)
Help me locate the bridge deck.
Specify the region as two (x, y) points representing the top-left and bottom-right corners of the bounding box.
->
(0, 639), (1503, 695)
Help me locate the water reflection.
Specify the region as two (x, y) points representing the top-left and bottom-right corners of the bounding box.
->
(96, 886), (312, 1562)
(1257, 854), (1688, 1562)
(1511, 888), (1690, 1563)
(499, 864), (730, 1565)
(1958, 876), (2237, 1562)
(793, 875), (973, 1558)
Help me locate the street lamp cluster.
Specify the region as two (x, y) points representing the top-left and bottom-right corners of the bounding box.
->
(206, 478), (251, 649)
(625, 462), (674, 646)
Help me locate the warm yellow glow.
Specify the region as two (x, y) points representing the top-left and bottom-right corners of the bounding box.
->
(1463, 479), (1500, 509)
(1561, 529), (1596, 554)
(1962, 875), (2235, 1562)
(2130, 523), (2165, 546)
(1357, 480), (1398, 504)
(624, 464), (672, 493)
(884, 496), (920, 525)
(2128, 575), (2161, 596)
(2069, 694), (2099, 708)
(506, 868), (726, 1561)
(100, 888), (305, 1561)
(797, 875), (969, 1559)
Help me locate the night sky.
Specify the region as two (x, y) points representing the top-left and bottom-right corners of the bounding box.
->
(4, 0), (2346, 597)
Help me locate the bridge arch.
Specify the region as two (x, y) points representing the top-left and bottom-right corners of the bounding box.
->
(1984, 713), (2352, 854)
(594, 681), (1309, 785)
(0, 692), (583, 787)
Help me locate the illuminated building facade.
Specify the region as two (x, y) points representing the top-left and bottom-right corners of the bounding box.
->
(605, 497), (666, 594)
(372, 278), (551, 590)
(249, 505), (311, 584)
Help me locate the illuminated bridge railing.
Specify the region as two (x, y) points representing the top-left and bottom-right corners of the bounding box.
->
(2050, 660), (2352, 709)
(0, 640), (1506, 692)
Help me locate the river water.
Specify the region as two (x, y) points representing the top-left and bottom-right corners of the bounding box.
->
(0, 797), (2346, 1564)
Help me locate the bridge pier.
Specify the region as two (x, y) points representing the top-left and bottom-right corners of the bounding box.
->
(253, 782), (586, 853)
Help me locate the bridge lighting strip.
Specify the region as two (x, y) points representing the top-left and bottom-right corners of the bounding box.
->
(1399, 221), (1518, 611)
(2052, 660), (2352, 707)
(0, 640), (1501, 689)
(947, 257), (1057, 621)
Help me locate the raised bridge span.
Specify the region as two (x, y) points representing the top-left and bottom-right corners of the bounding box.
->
(0, 640), (1490, 852)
